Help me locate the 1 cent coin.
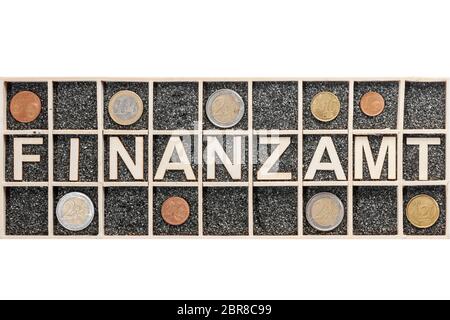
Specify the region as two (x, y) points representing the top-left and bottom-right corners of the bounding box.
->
(406, 194), (440, 229)
(360, 91), (385, 117)
(306, 192), (344, 232)
(206, 89), (245, 128)
(161, 196), (190, 226)
(108, 90), (144, 126)
(10, 91), (42, 123)
(311, 91), (340, 122)
(56, 192), (95, 232)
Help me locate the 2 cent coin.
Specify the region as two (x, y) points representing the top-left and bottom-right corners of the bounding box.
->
(360, 91), (385, 117)
(161, 196), (190, 226)
(10, 91), (42, 123)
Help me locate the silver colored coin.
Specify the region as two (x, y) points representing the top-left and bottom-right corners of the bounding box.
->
(56, 192), (95, 232)
(108, 90), (144, 126)
(306, 192), (344, 232)
(206, 89), (245, 128)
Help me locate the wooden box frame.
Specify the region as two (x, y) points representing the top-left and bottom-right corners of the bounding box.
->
(0, 77), (448, 239)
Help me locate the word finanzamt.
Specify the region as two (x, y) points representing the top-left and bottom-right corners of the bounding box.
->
(11, 135), (440, 181)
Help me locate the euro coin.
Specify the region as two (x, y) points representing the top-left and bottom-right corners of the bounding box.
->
(206, 89), (245, 128)
(161, 196), (190, 226)
(406, 194), (440, 229)
(306, 192), (344, 231)
(56, 192), (95, 232)
(311, 91), (340, 122)
(10, 91), (42, 123)
(108, 90), (144, 126)
(360, 91), (385, 117)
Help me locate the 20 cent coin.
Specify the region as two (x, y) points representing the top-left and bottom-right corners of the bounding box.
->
(406, 194), (440, 229)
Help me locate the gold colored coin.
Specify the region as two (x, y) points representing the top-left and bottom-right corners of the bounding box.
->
(360, 91), (385, 117)
(311, 91), (340, 122)
(406, 194), (440, 229)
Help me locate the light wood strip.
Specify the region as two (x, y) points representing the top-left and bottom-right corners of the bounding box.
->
(198, 81), (204, 236)
(248, 81), (254, 236)
(446, 80), (450, 237)
(148, 81), (154, 236)
(97, 81), (105, 236)
(347, 81), (354, 236)
(0, 81), (5, 236)
(48, 81), (54, 236)
(298, 80), (303, 236)
(397, 80), (406, 236)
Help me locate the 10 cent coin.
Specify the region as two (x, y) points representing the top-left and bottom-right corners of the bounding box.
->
(311, 91), (340, 122)
(206, 89), (245, 128)
(360, 91), (385, 117)
(161, 196), (190, 226)
(108, 90), (144, 126)
(306, 192), (344, 232)
(406, 194), (440, 229)
(10, 91), (42, 123)
(56, 192), (95, 232)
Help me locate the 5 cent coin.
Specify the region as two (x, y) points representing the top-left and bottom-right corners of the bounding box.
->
(161, 196), (190, 226)
(206, 89), (245, 128)
(406, 194), (440, 229)
(306, 192), (344, 232)
(311, 91), (340, 122)
(10, 91), (42, 123)
(108, 90), (144, 126)
(56, 192), (95, 232)
(360, 91), (385, 117)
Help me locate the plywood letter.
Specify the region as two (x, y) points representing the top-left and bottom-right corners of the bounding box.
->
(109, 136), (144, 180)
(206, 136), (242, 180)
(13, 137), (44, 181)
(257, 136), (292, 180)
(69, 138), (80, 181)
(354, 136), (396, 180)
(155, 136), (196, 180)
(304, 136), (346, 180)
(406, 137), (441, 181)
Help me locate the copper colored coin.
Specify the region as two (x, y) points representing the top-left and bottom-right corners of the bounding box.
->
(161, 196), (190, 226)
(360, 91), (385, 117)
(10, 91), (42, 123)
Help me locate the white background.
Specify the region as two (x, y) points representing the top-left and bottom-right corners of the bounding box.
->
(0, 0), (450, 300)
